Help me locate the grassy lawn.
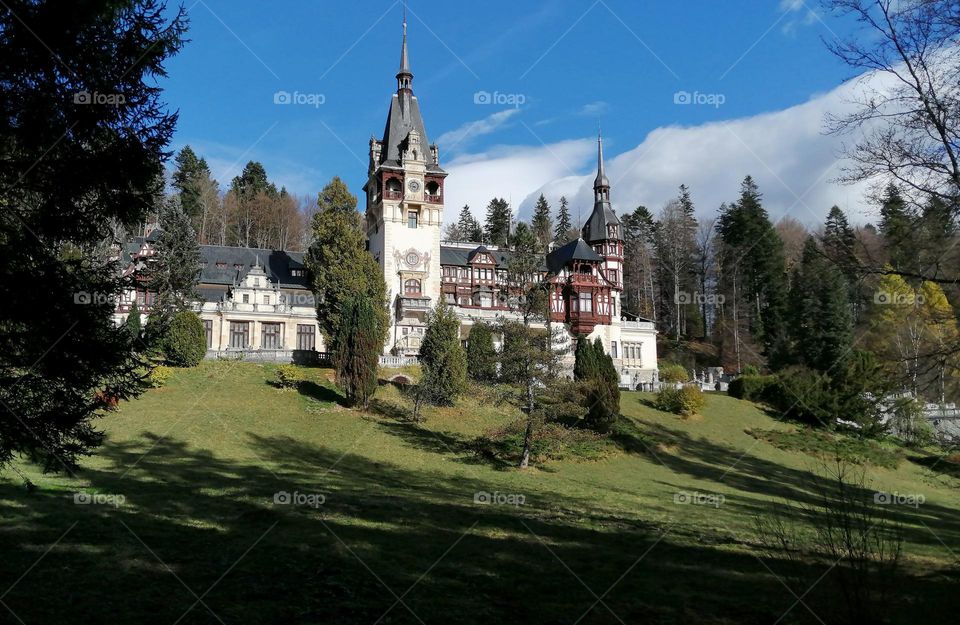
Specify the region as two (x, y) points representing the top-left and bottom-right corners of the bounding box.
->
(1, 361), (958, 624)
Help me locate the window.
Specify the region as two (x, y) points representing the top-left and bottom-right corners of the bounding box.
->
(229, 322), (249, 348)
(408, 210), (419, 229)
(404, 279), (421, 295)
(204, 320), (213, 349)
(611, 341), (618, 359)
(578, 292), (593, 313)
(261, 322), (281, 349)
(296, 324), (315, 351)
(263, 295), (270, 305)
(445, 292), (456, 304)
(290, 269), (305, 277)
(242, 294), (249, 304)
(254, 278), (260, 287)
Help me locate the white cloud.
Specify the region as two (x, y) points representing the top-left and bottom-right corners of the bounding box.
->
(435, 108), (520, 153)
(446, 72), (893, 228)
(442, 139), (595, 223)
(579, 101), (608, 116)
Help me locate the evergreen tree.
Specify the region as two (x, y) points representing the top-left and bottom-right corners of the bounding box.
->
(789, 237), (853, 372)
(506, 221), (546, 321)
(316, 176), (357, 214)
(531, 194), (553, 249)
(126, 302), (142, 341)
(231, 161), (277, 202)
(145, 196), (200, 316)
(878, 183), (916, 272)
(716, 176), (790, 367)
(573, 336), (599, 381)
(484, 197), (511, 246)
(455, 205), (482, 242)
(554, 196), (573, 243)
(171, 146), (213, 226)
(466, 322), (497, 382)
(333, 296), (381, 408)
(306, 177), (388, 346)
(419, 301), (467, 405)
(621, 205), (658, 320)
(0, 0), (186, 469)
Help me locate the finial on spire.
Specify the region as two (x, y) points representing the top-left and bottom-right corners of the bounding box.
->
(397, 2), (413, 90)
(594, 130), (608, 191)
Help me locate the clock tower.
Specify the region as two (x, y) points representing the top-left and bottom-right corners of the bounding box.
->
(364, 17), (447, 355)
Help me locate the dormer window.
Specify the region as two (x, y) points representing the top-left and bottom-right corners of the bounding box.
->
(216, 262), (226, 269)
(234, 264), (243, 271)
(254, 278), (260, 287)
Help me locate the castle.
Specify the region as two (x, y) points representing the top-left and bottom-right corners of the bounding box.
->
(361, 20), (657, 385)
(114, 19), (658, 387)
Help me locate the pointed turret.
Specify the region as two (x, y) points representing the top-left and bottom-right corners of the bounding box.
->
(582, 132), (620, 243)
(396, 15), (412, 92)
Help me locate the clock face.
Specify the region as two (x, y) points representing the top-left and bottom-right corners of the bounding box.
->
(407, 179), (421, 193)
(405, 252), (420, 267)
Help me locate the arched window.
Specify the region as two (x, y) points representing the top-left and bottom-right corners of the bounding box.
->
(404, 279), (421, 295)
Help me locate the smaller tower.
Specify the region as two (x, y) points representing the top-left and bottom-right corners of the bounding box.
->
(581, 132), (623, 305)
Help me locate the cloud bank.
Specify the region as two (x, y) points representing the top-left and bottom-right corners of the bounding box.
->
(443, 72), (885, 229)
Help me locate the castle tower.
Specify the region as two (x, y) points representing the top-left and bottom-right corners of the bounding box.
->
(581, 132), (623, 316)
(364, 16), (447, 355)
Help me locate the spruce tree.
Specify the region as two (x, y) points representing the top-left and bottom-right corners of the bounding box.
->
(878, 183), (916, 272)
(466, 322), (497, 382)
(531, 194), (553, 249)
(573, 336), (598, 381)
(0, 0), (186, 469)
(145, 195), (200, 317)
(419, 301), (467, 405)
(554, 196), (573, 243)
(484, 197), (511, 246)
(333, 296), (381, 408)
(171, 146), (213, 227)
(455, 205), (483, 242)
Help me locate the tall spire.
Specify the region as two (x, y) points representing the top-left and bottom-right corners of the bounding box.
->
(397, 4), (413, 92)
(594, 131), (609, 196)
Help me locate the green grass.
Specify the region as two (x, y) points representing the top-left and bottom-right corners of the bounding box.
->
(1, 362), (958, 624)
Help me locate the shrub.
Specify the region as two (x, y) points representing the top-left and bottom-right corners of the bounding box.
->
(654, 385), (706, 417)
(582, 378), (620, 432)
(275, 364), (305, 389)
(162, 311), (206, 367)
(658, 362), (688, 383)
(475, 417), (610, 464)
(776, 367), (836, 427)
(146, 365), (172, 388)
(727, 374), (779, 402)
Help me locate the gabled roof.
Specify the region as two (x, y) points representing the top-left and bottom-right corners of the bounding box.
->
(440, 245), (511, 267)
(545, 238), (603, 274)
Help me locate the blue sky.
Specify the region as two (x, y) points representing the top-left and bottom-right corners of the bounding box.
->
(164, 0), (870, 224)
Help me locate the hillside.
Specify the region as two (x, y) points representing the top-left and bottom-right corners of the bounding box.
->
(1, 361), (957, 624)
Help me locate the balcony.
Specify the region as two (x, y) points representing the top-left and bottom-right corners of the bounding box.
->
(384, 190), (402, 200)
(425, 193), (441, 203)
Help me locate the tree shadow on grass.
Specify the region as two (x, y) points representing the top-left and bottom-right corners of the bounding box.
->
(0, 430), (956, 624)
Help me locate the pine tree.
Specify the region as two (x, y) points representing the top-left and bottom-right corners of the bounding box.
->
(333, 296), (381, 408)
(306, 177), (388, 346)
(145, 195), (200, 317)
(466, 322), (497, 382)
(789, 237), (852, 372)
(878, 183), (916, 272)
(419, 301), (467, 405)
(484, 197), (511, 246)
(0, 0), (186, 469)
(531, 194), (552, 249)
(716, 176), (790, 367)
(126, 302), (142, 341)
(554, 196), (573, 244)
(455, 205), (482, 242)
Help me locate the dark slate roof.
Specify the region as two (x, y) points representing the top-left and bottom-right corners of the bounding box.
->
(581, 201), (620, 243)
(545, 238), (603, 274)
(198, 245), (309, 289)
(440, 245), (511, 267)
